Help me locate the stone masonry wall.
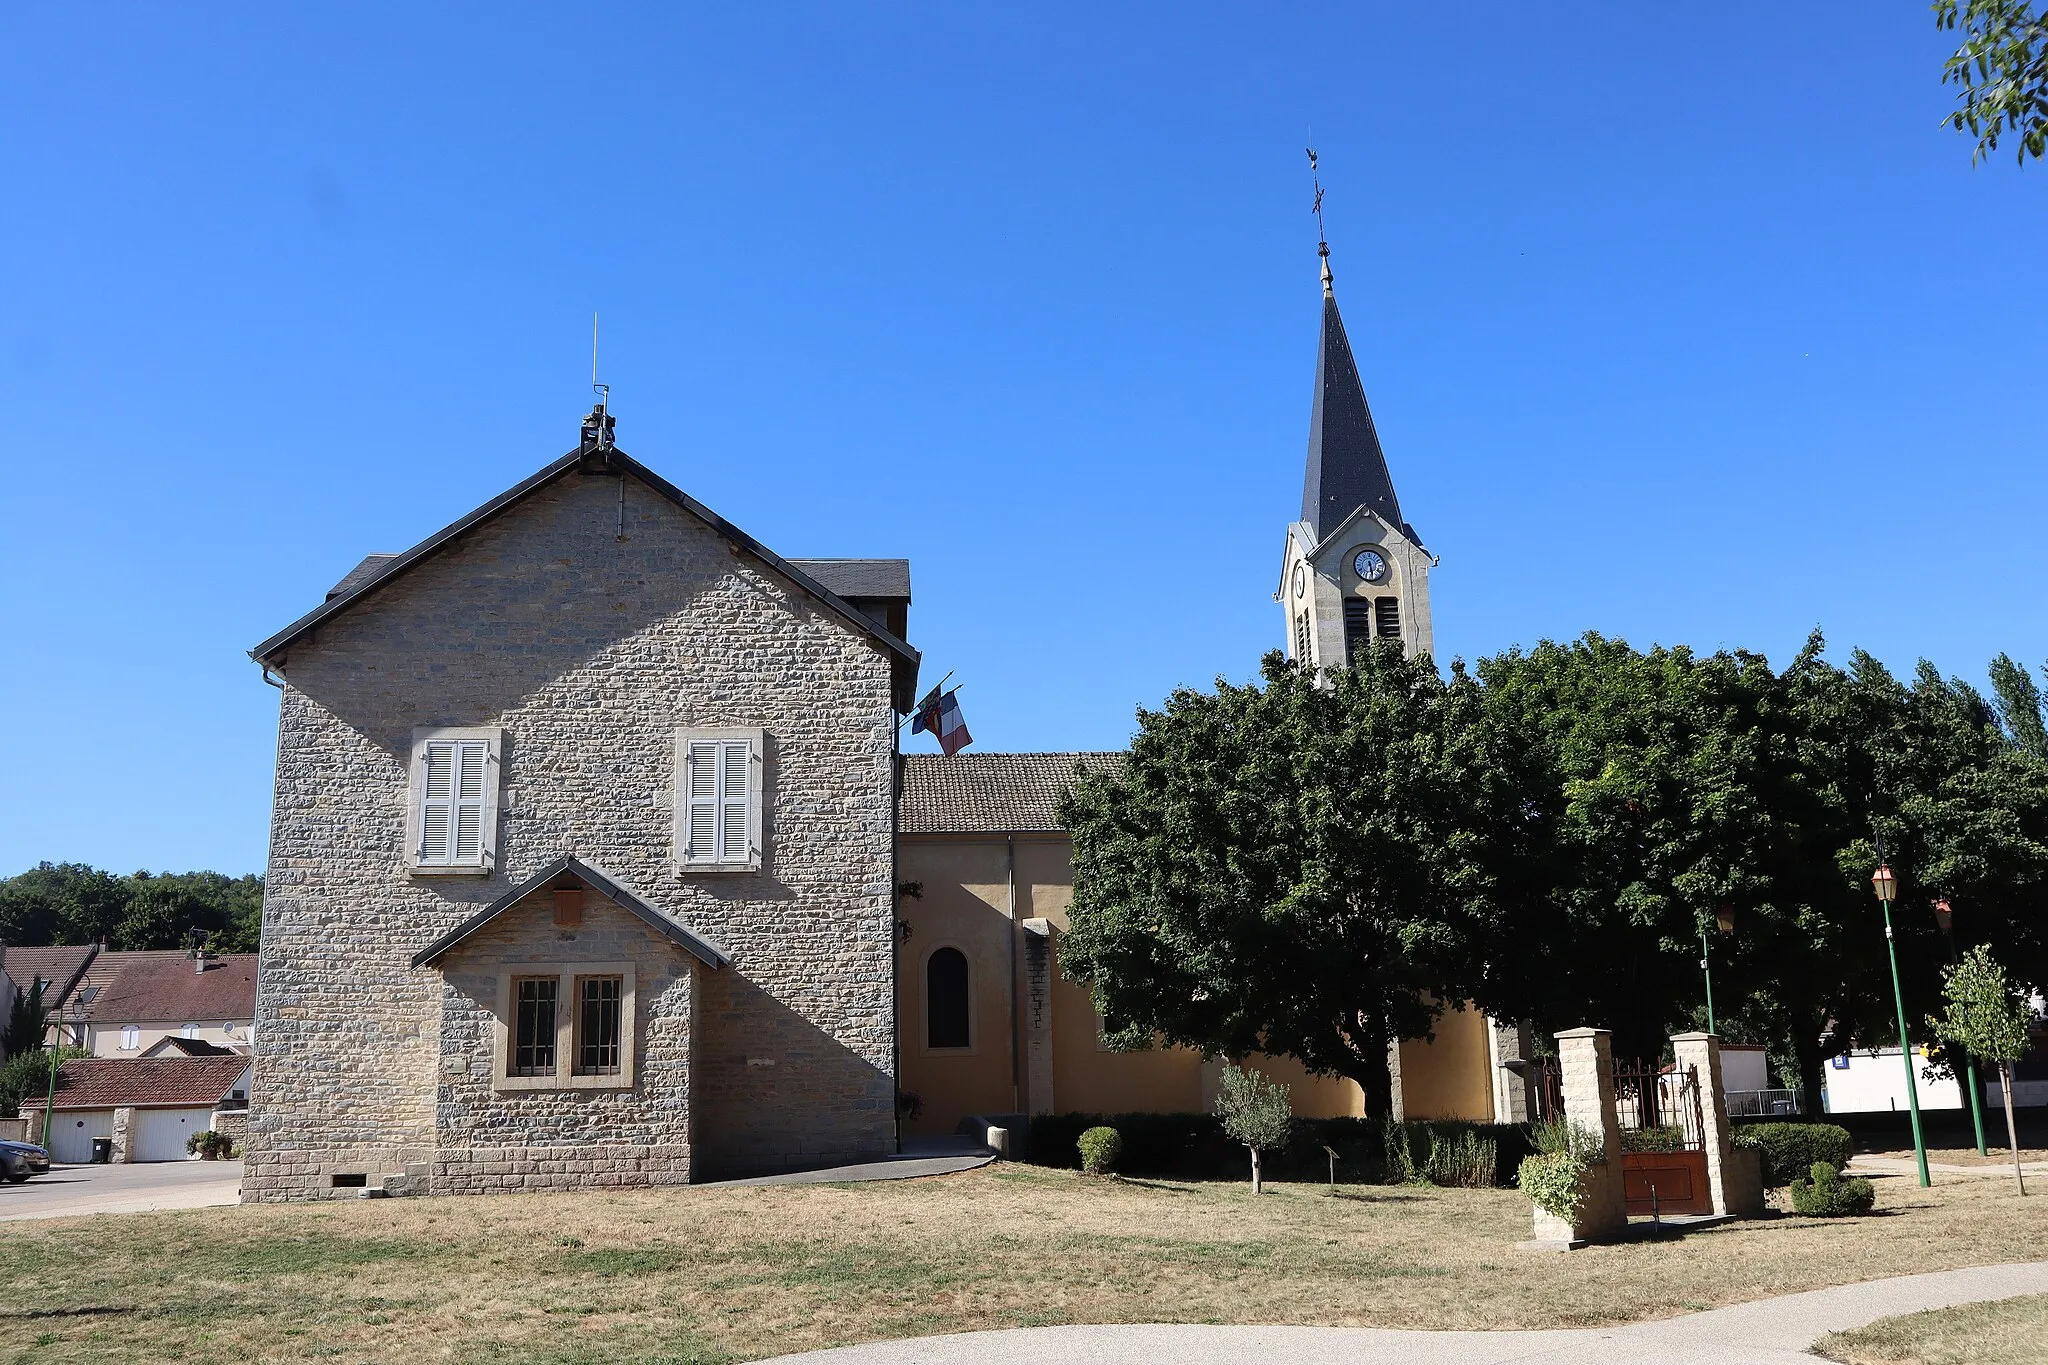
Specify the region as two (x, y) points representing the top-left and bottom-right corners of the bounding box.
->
(246, 469), (899, 1200)
(434, 896), (695, 1193)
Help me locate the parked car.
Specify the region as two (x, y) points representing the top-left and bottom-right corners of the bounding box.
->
(1, 1139), (53, 1182)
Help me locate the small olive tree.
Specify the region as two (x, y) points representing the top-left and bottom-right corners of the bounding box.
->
(1214, 1063), (1293, 1195)
(1928, 944), (2038, 1194)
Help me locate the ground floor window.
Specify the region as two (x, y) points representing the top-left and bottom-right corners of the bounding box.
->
(512, 977), (558, 1076)
(926, 946), (970, 1050)
(575, 975), (624, 1076)
(493, 963), (638, 1090)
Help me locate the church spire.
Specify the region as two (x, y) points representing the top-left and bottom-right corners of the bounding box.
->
(1299, 149), (1404, 543)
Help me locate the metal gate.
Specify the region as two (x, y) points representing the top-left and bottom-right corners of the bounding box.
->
(1614, 1059), (1711, 1217)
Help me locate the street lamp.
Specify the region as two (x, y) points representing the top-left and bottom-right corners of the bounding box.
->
(1700, 906), (1735, 1035)
(1931, 897), (1990, 1156)
(1871, 859), (1930, 1188)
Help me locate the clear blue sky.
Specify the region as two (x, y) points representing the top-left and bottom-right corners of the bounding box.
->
(1, 5), (2041, 878)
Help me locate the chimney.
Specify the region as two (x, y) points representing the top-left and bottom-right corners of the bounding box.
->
(578, 404), (615, 472)
(194, 949), (215, 974)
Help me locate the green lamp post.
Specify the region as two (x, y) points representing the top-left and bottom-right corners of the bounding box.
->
(1699, 905), (1735, 1035)
(1871, 859), (1930, 1188)
(1930, 897), (1991, 1157)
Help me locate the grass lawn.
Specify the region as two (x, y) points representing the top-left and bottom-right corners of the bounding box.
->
(1816, 1292), (2048, 1365)
(1, 1164), (2042, 1365)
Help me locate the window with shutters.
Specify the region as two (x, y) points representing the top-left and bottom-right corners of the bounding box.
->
(673, 728), (766, 871)
(1342, 598), (1374, 664)
(1293, 610), (1312, 663)
(407, 727), (503, 875)
(1375, 596), (1401, 639)
(493, 961), (638, 1090)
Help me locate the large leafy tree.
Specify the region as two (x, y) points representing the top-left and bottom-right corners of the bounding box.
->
(1937, 1), (2048, 164)
(1058, 645), (1520, 1117)
(0, 863), (263, 953)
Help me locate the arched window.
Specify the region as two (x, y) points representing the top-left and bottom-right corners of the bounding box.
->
(926, 947), (970, 1050)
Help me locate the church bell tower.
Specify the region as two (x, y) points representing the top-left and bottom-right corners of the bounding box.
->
(1277, 229), (1433, 669)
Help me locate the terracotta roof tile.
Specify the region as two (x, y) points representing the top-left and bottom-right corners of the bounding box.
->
(899, 752), (1123, 835)
(81, 952), (257, 1024)
(0, 946), (97, 1005)
(22, 1056), (251, 1111)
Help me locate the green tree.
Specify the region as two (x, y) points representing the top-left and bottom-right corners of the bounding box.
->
(1937, 1), (2048, 164)
(0, 862), (131, 945)
(3, 978), (49, 1061)
(1213, 1063), (1293, 1194)
(0, 1045), (87, 1121)
(1927, 944), (2039, 1193)
(1988, 654), (2048, 759)
(1058, 646), (1515, 1118)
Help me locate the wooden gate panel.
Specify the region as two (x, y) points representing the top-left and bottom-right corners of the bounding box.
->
(1622, 1150), (1711, 1216)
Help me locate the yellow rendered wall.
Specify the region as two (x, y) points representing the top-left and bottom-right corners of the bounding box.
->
(1397, 1005), (1496, 1121)
(1246, 1052), (1366, 1118)
(893, 839), (1019, 1135)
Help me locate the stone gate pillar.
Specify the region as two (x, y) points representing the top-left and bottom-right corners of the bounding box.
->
(1488, 1017), (1536, 1124)
(1671, 1031), (1764, 1216)
(1553, 1027), (1626, 1240)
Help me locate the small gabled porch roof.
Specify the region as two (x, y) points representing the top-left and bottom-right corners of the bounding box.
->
(410, 856), (731, 970)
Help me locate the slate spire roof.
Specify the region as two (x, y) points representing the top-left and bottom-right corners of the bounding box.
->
(1300, 248), (1407, 544)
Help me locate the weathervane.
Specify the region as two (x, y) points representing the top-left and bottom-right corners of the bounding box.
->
(1306, 143), (1333, 296)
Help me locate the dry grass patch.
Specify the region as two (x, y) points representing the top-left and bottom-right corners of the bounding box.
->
(1, 1164), (2042, 1364)
(1816, 1291), (2048, 1365)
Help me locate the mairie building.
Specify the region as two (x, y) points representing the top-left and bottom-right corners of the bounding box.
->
(243, 250), (1525, 1201)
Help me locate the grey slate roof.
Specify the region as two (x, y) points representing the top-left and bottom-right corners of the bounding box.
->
(254, 444), (920, 709)
(899, 752), (1124, 835)
(410, 856), (731, 970)
(1301, 283), (1412, 544)
(328, 554), (400, 600)
(788, 559), (910, 603)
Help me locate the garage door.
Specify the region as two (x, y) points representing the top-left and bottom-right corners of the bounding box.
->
(47, 1110), (113, 1164)
(132, 1108), (211, 1163)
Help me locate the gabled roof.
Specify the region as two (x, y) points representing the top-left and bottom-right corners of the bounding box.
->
(141, 1036), (239, 1057)
(252, 445), (920, 706)
(81, 952), (257, 1024)
(22, 1056), (251, 1111)
(900, 752), (1125, 835)
(410, 856), (731, 970)
(0, 946), (97, 1010)
(1301, 273), (1411, 544)
(789, 559), (910, 603)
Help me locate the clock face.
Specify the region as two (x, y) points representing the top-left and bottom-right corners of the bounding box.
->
(1353, 549), (1389, 583)
(1292, 563), (1306, 598)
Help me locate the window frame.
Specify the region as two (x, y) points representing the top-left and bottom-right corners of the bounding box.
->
(920, 942), (976, 1054)
(490, 962), (637, 1091)
(406, 726), (504, 877)
(673, 727), (766, 873)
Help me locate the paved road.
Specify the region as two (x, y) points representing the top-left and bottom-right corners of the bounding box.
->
(759, 1261), (2048, 1365)
(0, 1160), (242, 1222)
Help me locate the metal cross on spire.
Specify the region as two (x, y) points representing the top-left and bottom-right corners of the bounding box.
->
(1306, 143), (1333, 297)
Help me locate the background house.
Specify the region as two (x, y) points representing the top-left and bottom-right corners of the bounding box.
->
(21, 1055), (251, 1163)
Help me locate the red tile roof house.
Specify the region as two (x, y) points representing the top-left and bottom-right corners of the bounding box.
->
(0, 945), (98, 1046)
(71, 951), (258, 1057)
(20, 1056), (252, 1164)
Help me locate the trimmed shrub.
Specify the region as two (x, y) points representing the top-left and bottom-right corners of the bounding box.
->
(1788, 1161), (1875, 1217)
(1026, 1111), (1532, 1186)
(1076, 1125), (1122, 1175)
(1735, 1122), (1853, 1188)
(1517, 1150), (1589, 1221)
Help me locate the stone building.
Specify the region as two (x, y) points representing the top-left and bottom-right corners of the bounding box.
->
(245, 247), (1518, 1200)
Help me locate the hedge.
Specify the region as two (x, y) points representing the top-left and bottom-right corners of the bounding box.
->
(1788, 1160), (1876, 1216)
(1733, 1122), (1854, 1188)
(1024, 1111), (1534, 1187)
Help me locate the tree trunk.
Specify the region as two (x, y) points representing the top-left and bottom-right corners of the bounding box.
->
(1347, 1024), (1396, 1120)
(1249, 1145), (1263, 1196)
(2000, 1062), (2026, 1197)
(1793, 1025), (1828, 1119)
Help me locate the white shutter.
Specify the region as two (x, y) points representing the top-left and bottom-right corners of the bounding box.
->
(420, 741), (455, 862)
(419, 738), (489, 866)
(719, 741), (750, 860)
(686, 741), (719, 861)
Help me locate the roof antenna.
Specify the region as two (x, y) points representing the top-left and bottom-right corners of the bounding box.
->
(580, 310), (615, 466)
(1307, 140), (1333, 299)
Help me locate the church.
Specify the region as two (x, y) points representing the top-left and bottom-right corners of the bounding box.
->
(241, 244), (1522, 1201)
